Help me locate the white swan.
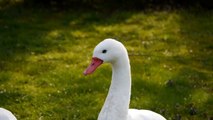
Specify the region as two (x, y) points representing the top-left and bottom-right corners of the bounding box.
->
(84, 38), (166, 120)
(0, 108), (17, 120)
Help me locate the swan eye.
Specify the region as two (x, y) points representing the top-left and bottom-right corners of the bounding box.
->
(102, 49), (107, 53)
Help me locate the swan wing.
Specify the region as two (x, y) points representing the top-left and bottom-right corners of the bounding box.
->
(128, 109), (166, 120)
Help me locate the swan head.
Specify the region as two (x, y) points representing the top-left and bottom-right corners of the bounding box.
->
(84, 38), (127, 75)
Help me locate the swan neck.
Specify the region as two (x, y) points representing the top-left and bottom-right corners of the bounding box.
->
(98, 56), (131, 120)
(111, 59), (131, 95)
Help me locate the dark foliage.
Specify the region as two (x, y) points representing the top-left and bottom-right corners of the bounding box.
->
(25, 0), (213, 10)
(1, 0), (213, 11)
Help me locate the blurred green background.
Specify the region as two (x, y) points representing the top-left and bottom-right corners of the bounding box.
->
(0, 0), (212, 120)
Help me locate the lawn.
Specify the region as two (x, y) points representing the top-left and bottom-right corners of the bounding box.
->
(0, 7), (212, 120)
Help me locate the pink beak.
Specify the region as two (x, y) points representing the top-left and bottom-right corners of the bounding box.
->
(84, 57), (103, 75)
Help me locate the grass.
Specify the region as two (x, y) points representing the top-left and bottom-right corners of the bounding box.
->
(0, 7), (212, 120)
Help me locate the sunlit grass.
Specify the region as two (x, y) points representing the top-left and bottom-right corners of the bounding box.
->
(0, 8), (212, 120)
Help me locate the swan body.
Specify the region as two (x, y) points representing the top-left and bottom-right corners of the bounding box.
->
(84, 38), (166, 120)
(0, 108), (17, 120)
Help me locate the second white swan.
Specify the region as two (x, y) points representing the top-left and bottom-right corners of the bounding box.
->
(0, 108), (17, 120)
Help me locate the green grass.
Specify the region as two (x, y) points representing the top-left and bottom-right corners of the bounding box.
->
(0, 7), (212, 120)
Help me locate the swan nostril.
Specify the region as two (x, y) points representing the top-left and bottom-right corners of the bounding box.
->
(92, 63), (95, 66)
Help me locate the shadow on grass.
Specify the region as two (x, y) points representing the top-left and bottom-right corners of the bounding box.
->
(172, 10), (213, 119)
(177, 10), (213, 71)
(0, 7), (133, 66)
(131, 66), (211, 119)
(0, 91), (25, 105)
